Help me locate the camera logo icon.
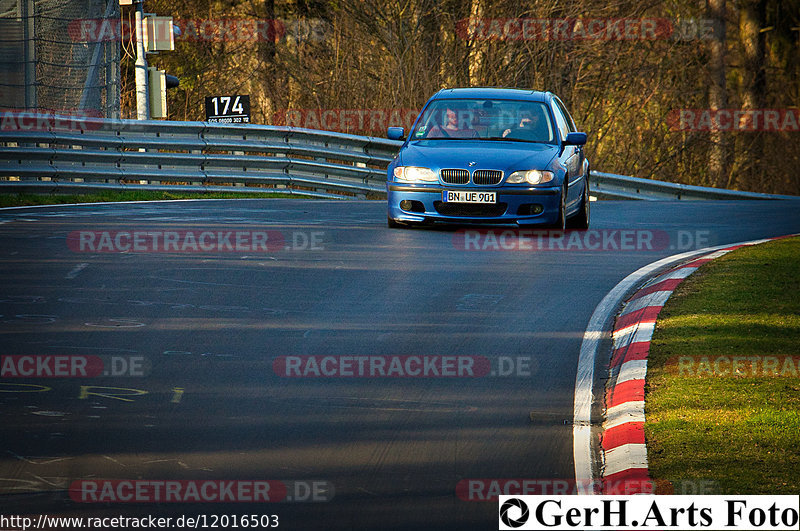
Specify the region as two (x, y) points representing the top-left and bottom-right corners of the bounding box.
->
(500, 497), (530, 528)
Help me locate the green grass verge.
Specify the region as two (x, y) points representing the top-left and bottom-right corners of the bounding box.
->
(0, 190), (304, 208)
(645, 236), (800, 494)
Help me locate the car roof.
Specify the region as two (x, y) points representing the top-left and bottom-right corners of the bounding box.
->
(430, 87), (550, 102)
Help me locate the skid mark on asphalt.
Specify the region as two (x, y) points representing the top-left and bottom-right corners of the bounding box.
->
(102, 455), (127, 467)
(41, 345), (138, 353)
(84, 318), (145, 328)
(1, 314), (58, 324)
(65, 263), (88, 279)
(0, 295), (45, 303)
(7, 452), (73, 466)
(263, 396), (477, 413)
(456, 294), (504, 311)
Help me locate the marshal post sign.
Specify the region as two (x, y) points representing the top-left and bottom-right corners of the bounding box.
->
(205, 95), (250, 124)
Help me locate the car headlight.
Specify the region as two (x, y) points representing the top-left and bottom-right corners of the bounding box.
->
(506, 170), (555, 185)
(393, 166), (438, 183)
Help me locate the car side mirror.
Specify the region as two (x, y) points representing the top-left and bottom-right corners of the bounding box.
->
(387, 127), (405, 141)
(564, 132), (587, 146)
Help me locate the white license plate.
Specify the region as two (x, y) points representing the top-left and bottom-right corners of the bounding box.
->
(442, 191), (496, 203)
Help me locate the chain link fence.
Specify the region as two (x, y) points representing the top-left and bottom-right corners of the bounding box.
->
(0, 0), (120, 117)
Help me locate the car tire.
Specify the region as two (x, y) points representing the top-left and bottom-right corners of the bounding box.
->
(550, 184), (567, 231)
(567, 176), (590, 230)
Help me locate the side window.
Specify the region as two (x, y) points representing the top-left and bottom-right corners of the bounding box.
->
(554, 98), (576, 132)
(551, 101), (569, 141)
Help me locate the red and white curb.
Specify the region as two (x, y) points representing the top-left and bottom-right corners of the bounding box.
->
(598, 236), (793, 493)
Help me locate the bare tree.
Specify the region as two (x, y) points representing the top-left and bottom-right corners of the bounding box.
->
(708, 0), (730, 188)
(121, 0), (799, 194)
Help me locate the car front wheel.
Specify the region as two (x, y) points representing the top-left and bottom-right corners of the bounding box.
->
(567, 177), (590, 230)
(550, 184), (567, 231)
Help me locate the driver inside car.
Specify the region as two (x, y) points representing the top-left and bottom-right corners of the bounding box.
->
(426, 107), (479, 138)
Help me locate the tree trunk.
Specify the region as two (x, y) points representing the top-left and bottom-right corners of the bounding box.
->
(260, 0), (278, 122)
(737, 0), (767, 190)
(419, 0), (442, 99)
(707, 0), (730, 188)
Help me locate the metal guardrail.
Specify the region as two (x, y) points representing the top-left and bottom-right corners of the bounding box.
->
(0, 117), (400, 199)
(589, 171), (798, 201)
(0, 116), (796, 201)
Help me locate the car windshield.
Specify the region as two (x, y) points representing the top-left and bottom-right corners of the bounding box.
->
(410, 98), (556, 143)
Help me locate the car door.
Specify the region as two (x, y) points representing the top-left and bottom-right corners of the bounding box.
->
(551, 98), (583, 207)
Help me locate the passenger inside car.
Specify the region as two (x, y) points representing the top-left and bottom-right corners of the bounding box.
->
(502, 108), (551, 142)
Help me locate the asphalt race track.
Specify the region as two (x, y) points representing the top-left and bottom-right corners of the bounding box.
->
(0, 199), (798, 530)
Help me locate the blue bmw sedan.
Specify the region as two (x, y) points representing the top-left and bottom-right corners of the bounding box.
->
(386, 88), (590, 229)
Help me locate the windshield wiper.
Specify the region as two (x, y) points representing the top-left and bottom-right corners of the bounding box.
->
(418, 136), (479, 140)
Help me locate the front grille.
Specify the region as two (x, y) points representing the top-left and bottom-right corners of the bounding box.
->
(434, 201), (508, 217)
(440, 169), (470, 184)
(473, 170), (503, 185)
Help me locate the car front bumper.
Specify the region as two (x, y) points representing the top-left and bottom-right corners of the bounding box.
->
(387, 183), (562, 226)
